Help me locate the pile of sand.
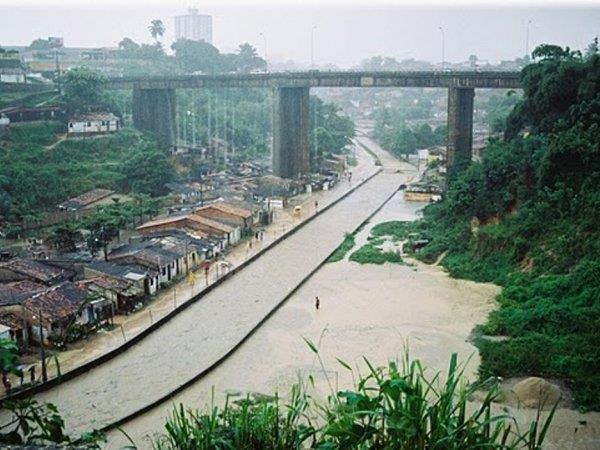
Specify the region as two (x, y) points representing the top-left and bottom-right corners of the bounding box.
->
(512, 377), (563, 409)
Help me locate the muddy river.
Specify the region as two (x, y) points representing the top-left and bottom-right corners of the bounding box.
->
(107, 188), (503, 448)
(108, 167), (600, 449)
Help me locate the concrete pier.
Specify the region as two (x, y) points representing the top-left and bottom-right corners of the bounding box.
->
(273, 87), (310, 178)
(447, 87), (475, 172)
(132, 88), (176, 147)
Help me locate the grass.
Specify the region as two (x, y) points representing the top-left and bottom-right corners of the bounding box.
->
(152, 349), (556, 449)
(349, 242), (403, 265)
(370, 220), (415, 240)
(327, 232), (356, 262)
(344, 220), (413, 265)
(3, 121), (64, 146)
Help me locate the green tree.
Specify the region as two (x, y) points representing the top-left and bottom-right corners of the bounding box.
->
(122, 144), (176, 196)
(47, 222), (82, 253)
(28, 38), (51, 50)
(62, 67), (107, 112)
(310, 97), (355, 169)
(117, 37), (140, 58)
(171, 38), (221, 73)
(0, 339), (20, 377)
(148, 19), (165, 42)
(234, 43), (266, 73)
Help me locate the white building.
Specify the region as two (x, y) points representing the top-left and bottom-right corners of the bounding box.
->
(67, 112), (120, 135)
(0, 56), (26, 84)
(175, 9), (213, 44)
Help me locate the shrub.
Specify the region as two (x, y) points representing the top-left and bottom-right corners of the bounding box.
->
(153, 351), (555, 449)
(349, 243), (403, 265)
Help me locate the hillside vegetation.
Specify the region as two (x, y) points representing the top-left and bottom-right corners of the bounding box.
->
(410, 43), (600, 410)
(0, 124), (174, 224)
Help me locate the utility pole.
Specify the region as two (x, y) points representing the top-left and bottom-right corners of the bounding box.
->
(231, 100), (235, 160)
(525, 20), (532, 58)
(191, 111), (196, 148)
(54, 50), (61, 91)
(207, 94), (212, 159)
(199, 175), (204, 207)
(310, 25), (317, 68)
(259, 32), (268, 72)
(38, 310), (47, 382)
(438, 26), (445, 70)
(184, 239), (189, 274)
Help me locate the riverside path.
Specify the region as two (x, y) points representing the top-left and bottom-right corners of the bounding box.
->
(1, 137), (410, 436)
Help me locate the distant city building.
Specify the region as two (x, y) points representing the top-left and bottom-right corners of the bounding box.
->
(174, 8), (212, 44)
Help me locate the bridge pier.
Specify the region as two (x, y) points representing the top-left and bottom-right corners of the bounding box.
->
(447, 86), (475, 173)
(132, 88), (176, 147)
(273, 87), (310, 178)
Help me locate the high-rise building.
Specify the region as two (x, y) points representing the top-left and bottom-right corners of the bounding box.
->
(174, 8), (213, 44)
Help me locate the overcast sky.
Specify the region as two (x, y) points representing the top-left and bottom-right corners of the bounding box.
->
(0, 0), (598, 67)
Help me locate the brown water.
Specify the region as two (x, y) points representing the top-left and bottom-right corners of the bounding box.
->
(106, 186), (501, 448)
(109, 140), (600, 449)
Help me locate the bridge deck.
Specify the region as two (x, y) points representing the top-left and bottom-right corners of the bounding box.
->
(106, 70), (521, 90)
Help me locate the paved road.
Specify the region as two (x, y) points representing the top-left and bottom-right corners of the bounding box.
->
(1, 137), (411, 436)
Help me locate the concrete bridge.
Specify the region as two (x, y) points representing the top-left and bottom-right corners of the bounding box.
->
(105, 70), (521, 177)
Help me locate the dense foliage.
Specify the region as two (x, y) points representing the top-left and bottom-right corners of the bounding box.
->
(0, 125), (174, 224)
(483, 92), (521, 133)
(113, 37), (266, 76)
(153, 350), (553, 449)
(374, 106), (446, 157)
(310, 97), (356, 169)
(411, 43), (600, 410)
(0, 399), (104, 447)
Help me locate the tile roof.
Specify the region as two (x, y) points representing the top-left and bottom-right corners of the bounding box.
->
(197, 202), (253, 219)
(108, 240), (181, 268)
(137, 213), (234, 235)
(86, 260), (154, 280)
(136, 215), (188, 231)
(70, 112), (118, 122)
(81, 276), (142, 297)
(0, 311), (25, 330)
(187, 214), (234, 233)
(22, 282), (89, 322)
(0, 259), (70, 285)
(0, 280), (47, 306)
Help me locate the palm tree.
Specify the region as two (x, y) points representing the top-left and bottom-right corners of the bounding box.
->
(148, 19), (165, 43)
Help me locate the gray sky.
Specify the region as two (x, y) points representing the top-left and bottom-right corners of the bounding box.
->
(1, 0), (599, 67)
